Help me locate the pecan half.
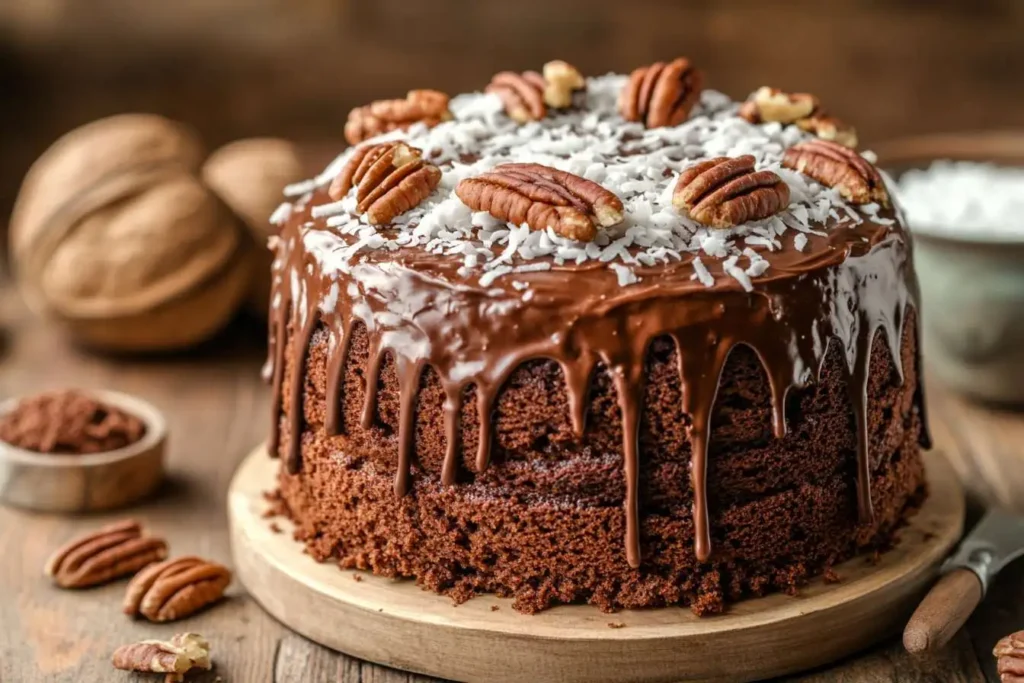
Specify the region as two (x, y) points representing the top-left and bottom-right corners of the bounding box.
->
(618, 57), (703, 128)
(44, 519), (167, 589)
(124, 556), (232, 622)
(455, 163), (623, 242)
(486, 60), (585, 123)
(328, 141), (441, 224)
(344, 90), (452, 145)
(996, 631), (1024, 682)
(783, 139), (888, 206)
(673, 155), (791, 229)
(740, 86), (858, 148)
(112, 633), (211, 683)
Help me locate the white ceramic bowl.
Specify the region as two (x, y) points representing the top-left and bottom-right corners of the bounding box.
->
(0, 389), (166, 512)
(876, 132), (1024, 403)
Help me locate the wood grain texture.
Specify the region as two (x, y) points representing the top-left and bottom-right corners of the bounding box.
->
(0, 279), (1011, 682)
(230, 445), (964, 683)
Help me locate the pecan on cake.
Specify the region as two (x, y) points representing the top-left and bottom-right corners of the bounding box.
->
(264, 59), (928, 615)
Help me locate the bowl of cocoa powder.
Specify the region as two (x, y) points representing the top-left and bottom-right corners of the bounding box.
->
(0, 389), (166, 512)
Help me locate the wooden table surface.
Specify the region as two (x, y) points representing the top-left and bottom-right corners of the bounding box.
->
(1, 281), (1021, 683)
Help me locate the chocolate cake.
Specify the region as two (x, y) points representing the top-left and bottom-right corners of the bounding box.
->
(264, 60), (929, 615)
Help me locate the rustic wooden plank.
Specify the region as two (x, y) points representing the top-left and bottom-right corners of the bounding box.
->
(273, 633), (343, 683)
(781, 631), (987, 682)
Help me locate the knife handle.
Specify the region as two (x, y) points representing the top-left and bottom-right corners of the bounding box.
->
(903, 568), (983, 655)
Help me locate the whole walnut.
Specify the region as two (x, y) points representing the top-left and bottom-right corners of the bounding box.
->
(10, 114), (253, 352)
(202, 138), (306, 316)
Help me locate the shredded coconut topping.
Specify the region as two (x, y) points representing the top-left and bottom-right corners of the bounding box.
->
(282, 75), (876, 290)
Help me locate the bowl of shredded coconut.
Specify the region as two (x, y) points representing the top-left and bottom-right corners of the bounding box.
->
(879, 131), (1024, 403)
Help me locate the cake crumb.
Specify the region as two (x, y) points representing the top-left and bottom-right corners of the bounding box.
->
(607, 622), (626, 629)
(352, 574), (363, 582)
(823, 567), (841, 584)
(490, 605), (500, 612)
(269, 522), (282, 534)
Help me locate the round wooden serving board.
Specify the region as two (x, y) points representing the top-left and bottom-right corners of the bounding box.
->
(229, 445), (964, 683)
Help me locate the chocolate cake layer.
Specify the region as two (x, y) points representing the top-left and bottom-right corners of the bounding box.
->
(264, 72), (928, 613)
(273, 314), (924, 614)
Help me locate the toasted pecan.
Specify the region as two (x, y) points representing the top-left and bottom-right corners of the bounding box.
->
(328, 141), (441, 224)
(673, 155), (791, 228)
(344, 90), (452, 145)
(619, 57), (703, 128)
(782, 139), (887, 206)
(455, 163), (623, 242)
(123, 556), (232, 622)
(44, 519), (167, 589)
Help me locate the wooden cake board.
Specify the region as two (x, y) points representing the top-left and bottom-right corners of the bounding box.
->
(228, 444), (964, 683)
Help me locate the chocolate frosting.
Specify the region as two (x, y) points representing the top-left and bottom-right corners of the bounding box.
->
(267, 188), (928, 568)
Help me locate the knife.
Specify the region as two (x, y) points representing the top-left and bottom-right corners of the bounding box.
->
(904, 508), (1024, 654)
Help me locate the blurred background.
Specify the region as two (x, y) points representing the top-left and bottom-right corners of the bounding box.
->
(2, 0), (1024, 250)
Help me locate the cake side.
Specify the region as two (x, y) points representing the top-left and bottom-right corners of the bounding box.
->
(272, 300), (924, 613)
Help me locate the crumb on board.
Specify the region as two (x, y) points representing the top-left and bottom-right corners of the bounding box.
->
(823, 567), (841, 584)
(607, 622), (626, 629)
(269, 521), (282, 534)
(490, 605), (500, 612)
(352, 574), (363, 582)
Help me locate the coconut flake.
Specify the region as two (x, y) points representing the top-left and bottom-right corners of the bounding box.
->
(285, 74), (884, 288)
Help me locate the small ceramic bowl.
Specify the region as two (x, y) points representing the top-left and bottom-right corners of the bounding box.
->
(875, 131), (1024, 403)
(0, 390), (166, 512)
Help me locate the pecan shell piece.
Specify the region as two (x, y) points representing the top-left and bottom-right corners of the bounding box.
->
(782, 139), (887, 206)
(796, 114), (859, 149)
(486, 60), (585, 123)
(328, 141), (441, 225)
(739, 86), (818, 125)
(673, 155), (791, 229)
(124, 556), (232, 622)
(344, 89), (452, 145)
(618, 57), (703, 128)
(455, 163), (623, 242)
(44, 519), (168, 589)
(542, 60), (585, 109)
(112, 633), (211, 683)
(996, 631), (1024, 682)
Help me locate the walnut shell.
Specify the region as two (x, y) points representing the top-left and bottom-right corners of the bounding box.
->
(10, 114), (252, 352)
(202, 138), (305, 316)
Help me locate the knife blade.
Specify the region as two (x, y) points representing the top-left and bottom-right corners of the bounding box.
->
(942, 508), (1024, 591)
(904, 508), (1024, 654)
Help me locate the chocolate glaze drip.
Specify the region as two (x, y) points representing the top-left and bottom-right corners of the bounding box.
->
(267, 190), (928, 568)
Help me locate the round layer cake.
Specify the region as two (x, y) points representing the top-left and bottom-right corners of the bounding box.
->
(265, 62), (929, 615)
